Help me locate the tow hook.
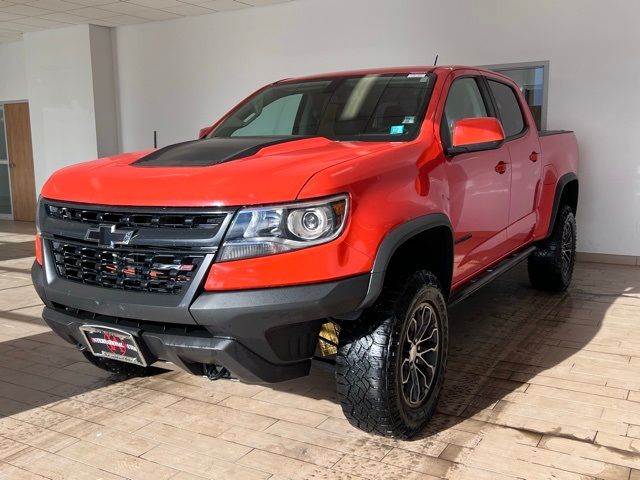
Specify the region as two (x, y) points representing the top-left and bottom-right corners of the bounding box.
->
(203, 364), (231, 381)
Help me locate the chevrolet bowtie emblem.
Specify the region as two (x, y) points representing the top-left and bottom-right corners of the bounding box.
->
(85, 225), (136, 248)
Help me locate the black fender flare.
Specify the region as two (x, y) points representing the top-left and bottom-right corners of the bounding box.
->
(547, 172), (578, 238)
(356, 213), (454, 310)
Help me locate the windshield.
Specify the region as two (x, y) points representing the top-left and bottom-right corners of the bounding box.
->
(209, 73), (435, 141)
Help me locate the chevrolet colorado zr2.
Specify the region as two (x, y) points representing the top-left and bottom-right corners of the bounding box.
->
(32, 66), (579, 438)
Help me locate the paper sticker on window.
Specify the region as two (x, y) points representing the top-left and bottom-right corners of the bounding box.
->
(402, 116), (416, 124)
(390, 125), (405, 135)
(407, 73), (426, 78)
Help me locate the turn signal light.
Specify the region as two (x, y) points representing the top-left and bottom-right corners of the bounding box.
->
(35, 233), (43, 265)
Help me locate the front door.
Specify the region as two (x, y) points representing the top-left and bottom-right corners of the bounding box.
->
(4, 103), (36, 222)
(439, 73), (512, 284)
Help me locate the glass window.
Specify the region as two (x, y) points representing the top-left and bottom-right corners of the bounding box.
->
(210, 73), (435, 141)
(443, 78), (488, 139)
(231, 94), (302, 136)
(487, 80), (525, 138)
(0, 164), (11, 215)
(487, 64), (545, 130)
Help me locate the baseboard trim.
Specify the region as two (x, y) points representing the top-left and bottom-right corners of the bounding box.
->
(576, 252), (640, 266)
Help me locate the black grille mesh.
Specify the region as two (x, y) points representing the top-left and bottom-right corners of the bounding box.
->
(51, 241), (204, 294)
(46, 204), (225, 230)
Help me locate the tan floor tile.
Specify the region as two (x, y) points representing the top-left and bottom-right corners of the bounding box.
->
(264, 420), (392, 460)
(134, 421), (250, 461)
(0, 437), (29, 461)
(52, 417), (158, 456)
(469, 406), (597, 442)
(332, 454), (433, 480)
(135, 376), (230, 404)
(540, 435), (640, 470)
(218, 395), (328, 427)
(49, 399), (151, 433)
(0, 418), (77, 453)
(0, 462), (49, 480)
(237, 449), (361, 480)
(58, 440), (176, 480)
(141, 444), (269, 480)
(124, 401), (235, 436)
(440, 443), (594, 480)
(477, 437), (630, 480)
(170, 397), (277, 430)
(510, 372), (629, 399)
(380, 447), (454, 477)
(8, 447), (125, 480)
(219, 425), (344, 468)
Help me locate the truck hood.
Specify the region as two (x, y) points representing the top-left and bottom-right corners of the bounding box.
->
(41, 137), (393, 207)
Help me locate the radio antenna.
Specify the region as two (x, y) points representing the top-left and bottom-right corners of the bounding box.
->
(433, 54), (439, 66)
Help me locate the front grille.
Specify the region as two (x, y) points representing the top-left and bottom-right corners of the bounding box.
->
(51, 240), (204, 294)
(46, 204), (226, 230)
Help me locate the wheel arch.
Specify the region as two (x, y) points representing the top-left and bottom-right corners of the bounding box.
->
(357, 213), (454, 310)
(547, 173), (579, 238)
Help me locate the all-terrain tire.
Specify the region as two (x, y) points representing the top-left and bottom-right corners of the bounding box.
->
(335, 270), (448, 439)
(82, 351), (151, 377)
(528, 205), (577, 292)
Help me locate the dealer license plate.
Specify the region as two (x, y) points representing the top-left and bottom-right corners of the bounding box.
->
(79, 325), (147, 366)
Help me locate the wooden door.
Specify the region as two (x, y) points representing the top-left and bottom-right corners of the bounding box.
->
(5, 103), (36, 222)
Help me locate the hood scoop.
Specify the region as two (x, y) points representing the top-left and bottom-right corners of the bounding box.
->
(133, 136), (310, 167)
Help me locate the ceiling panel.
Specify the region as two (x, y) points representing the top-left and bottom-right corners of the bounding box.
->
(0, 0), (296, 42)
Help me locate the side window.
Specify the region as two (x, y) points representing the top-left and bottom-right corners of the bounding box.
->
(443, 78), (488, 141)
(487, 80), (525, 137)
(231, 94), (303, 136)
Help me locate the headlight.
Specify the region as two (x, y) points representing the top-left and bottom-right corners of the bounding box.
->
(218, 194), (349, 262)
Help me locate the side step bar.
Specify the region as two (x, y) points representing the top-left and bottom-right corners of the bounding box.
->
(448, 246), (536, 307)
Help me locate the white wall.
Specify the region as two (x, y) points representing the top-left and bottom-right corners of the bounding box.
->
(0, 41), (27, 102)
(89, 25), (120, 158)
(25, 26), (98, 193)
(113, 0), (640, 257)
(24, 24), (118, 192)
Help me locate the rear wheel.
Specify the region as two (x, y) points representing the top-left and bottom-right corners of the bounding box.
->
(528, 205), (576, 292)
(82, 351), (151, 377)
(335, 270), (448, 438)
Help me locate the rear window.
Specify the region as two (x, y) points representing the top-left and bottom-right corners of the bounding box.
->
(487, 80), (526, 137)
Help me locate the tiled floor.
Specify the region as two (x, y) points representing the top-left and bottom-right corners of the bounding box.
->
(1, 219), (640, 480)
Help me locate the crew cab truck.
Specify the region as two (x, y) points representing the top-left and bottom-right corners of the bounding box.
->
(32, 66), (578, 438)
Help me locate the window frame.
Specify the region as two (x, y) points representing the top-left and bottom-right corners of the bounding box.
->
(483, 77), (529, 141)
(481, 61), (549, 131)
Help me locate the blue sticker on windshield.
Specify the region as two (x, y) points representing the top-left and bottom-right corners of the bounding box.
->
(390, 125), (405, 135)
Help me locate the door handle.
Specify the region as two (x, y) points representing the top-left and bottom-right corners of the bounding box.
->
(8, 163), (16, 168)
(529, 151), (539, 162)
(495, 161), (508, 174)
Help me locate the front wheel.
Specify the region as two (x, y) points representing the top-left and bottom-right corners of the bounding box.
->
(335, 270), (448, 439)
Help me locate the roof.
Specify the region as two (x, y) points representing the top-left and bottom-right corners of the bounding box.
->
(277, 65), (507, 84)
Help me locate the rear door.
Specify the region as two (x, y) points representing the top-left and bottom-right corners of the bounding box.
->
(485, 76), (542, 247)
(438, 71), (512, 284)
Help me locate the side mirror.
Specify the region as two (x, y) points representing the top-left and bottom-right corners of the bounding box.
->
(448, 117), (505, 155)
(198, 127), (211, 139)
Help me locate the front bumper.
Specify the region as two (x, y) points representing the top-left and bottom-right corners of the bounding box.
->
(32, 260), (369, 383)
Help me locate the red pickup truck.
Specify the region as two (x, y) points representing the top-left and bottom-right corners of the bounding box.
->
(32, 66), (578, 438)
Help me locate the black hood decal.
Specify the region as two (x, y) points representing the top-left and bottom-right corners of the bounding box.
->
(133, 136), (311, 167)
